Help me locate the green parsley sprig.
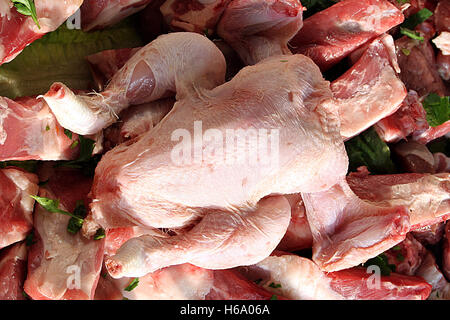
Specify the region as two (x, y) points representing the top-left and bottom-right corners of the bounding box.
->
(11, 0), (40, 29)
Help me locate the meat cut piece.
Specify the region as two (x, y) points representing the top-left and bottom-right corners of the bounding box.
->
(347, 171), (450, 229)
(435, 0), (450, 33)
(412, 222), (446, 246)
(0, 168), (38, 249)
(277, 194), (313, 252)
(0, 242), (27, 300)
(433, 32), (450, 55)
(105, 195), (292, 277)
(415, 251), (450, 299)
(80, 0), (153, 31)
(375, 91), (429, 143)
(412, 121), (450, 145)
(434, 153), (450, 173)
(0, 0), (83, 65)
(331, 34), (406, 140)
(237, 253), (344, 299)
(392, 141), (436, 174)
(160, 0), (232, 34)
(97, 263), (277, 300)
(289, 0), (404, 71)
(395, 36), (447, 97)
(104, 226), (168, 257)
(302, 178), (410, 272)
(0, 96), (82, 161)
(217, 0), (304, 65)
(383, 234), (426, 276)
(238, 253), (431, 300)
(328, 267), (432, 300)
(43, 32), (227, 135)
(24, 168), (104, 300)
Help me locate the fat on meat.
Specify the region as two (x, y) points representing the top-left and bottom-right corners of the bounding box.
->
(289, 0), (404, 71)
(0, 168), (38, 250)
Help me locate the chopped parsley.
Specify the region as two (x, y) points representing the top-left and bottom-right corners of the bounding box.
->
(64, 129), (73, 140)
(401, 48), (411, 56)
(124, 278), (139, 292)
(31, 196), (85, 234)
(11, 0), (40, 29)
(93, 228), (106, 240)
(25, 231), (35, 247)
(363, 254), (396, 276)
(396, 253), (405, 262)
(345, 127), (396, 174)
(268, 282), (282, 289)
(422, 93), (450, 127)
(401, 8), (433, 30)
(400, 27), (424, 41)
(270, 295), (278, 300)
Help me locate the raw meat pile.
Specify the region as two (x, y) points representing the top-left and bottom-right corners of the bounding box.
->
(0, 0), (449, 300)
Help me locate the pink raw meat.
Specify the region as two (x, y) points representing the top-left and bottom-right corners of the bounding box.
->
(331, 34), (406, 140)
(0, 242), (27, 300)
(347, 171), (450, 230)
(0, 168), (38, 250)
(217, 0), (304, 65)
(161, 0), (232, 34)
(24, 168), (104, 300)
(289, 0), (404, 71)
(80, 0), (153, 31)
(302, 178), (410, 272)
(0, 96), (82, 161)
(238, 253), (431, 300)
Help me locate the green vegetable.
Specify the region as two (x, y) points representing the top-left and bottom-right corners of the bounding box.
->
(31, 196), (85, 234)
(0, 19), (143, 99)
(396, 253), (405, 262)
(93, 228), (106, 240)
(345, 127), (396, 174)
(401, 48), (411, 56)
(391, 245), (401, 251)
(400, 27), (424, 41)
(396, 0), (409, 3)
(401, 8), (433, 30)
(270, 295), (278, 300)
(67, 200), (87, 234)
(11, 0), (40, 29)
(124, 278), (139, 292)
(25, 231), (35, 247)
(64, 129), (73, 140)
(57, 136), (100, 177)
(363, 254), (396, 276)
(268, 282), (282, 289)
(22, 290), (31, 300)
(422, 93), (450, 127)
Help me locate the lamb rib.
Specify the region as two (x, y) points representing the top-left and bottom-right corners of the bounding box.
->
(289, 0), (404, 71)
